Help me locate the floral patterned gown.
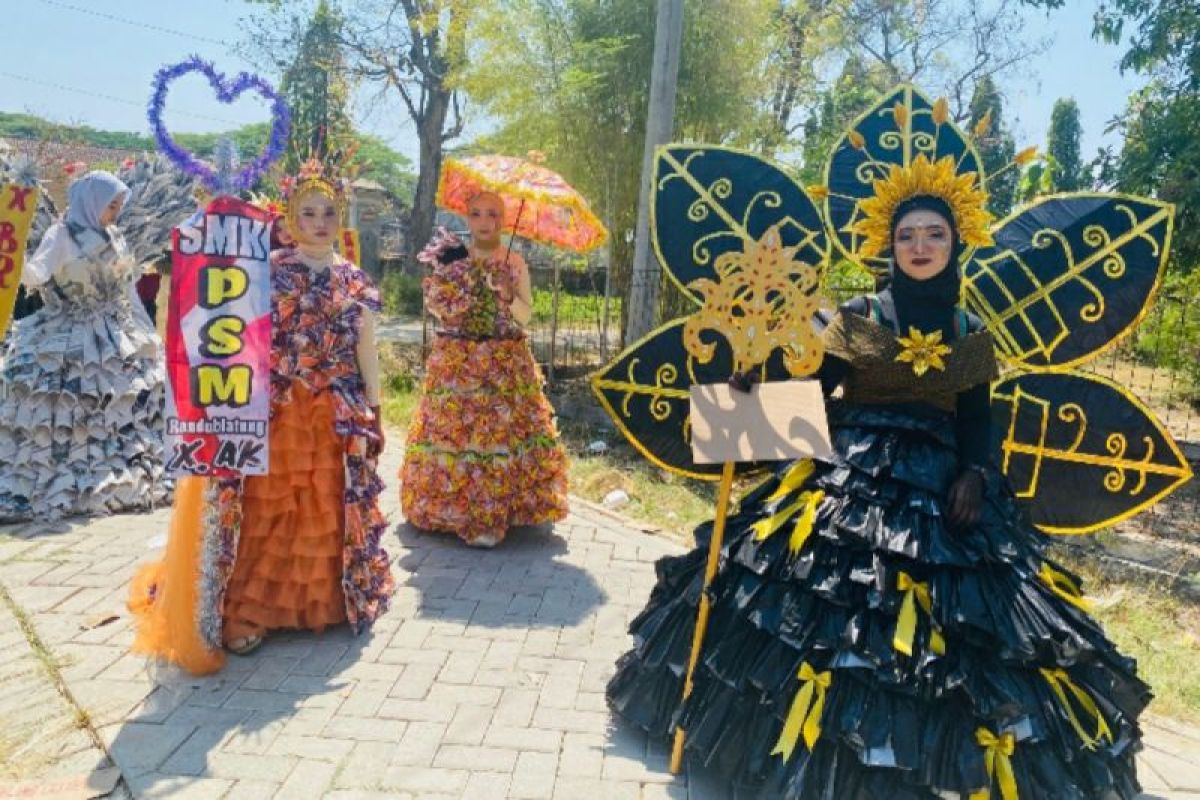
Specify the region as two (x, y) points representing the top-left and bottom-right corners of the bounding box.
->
(400, 229), (569, 545)
(129, 252), (394, 673)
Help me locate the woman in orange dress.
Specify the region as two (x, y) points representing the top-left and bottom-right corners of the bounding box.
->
(400, 191), (569, 548)
(128, 170), (394, 672)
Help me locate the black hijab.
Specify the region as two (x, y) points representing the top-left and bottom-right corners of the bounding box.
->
(883, 195), (963, 338)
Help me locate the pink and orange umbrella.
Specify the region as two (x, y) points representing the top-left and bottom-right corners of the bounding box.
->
(436, 153), (608, 253)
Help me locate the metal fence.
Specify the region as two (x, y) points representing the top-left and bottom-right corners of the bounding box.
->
(523, 262), (620, 382)
(1082, 292), (1200, 543)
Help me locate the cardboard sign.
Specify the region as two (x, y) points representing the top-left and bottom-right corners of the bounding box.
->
(164, 196), (273, 477)
(689, 380), (832, 465)
(0, 182), (40, 336)
(340, 228), (360, 267)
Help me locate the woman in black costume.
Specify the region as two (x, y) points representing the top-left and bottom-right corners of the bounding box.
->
(606, 194), (1150, 799)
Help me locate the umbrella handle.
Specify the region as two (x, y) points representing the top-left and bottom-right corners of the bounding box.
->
(503, 198), (527, 269)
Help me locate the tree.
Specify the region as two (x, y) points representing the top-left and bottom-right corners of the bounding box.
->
(778, 0), (1049, 199)
(796, 56), (883, 185)
(353, 133), (416, 202)
(1100, 0), (1199, 272)
(338, 1), (476, 264)
(756, 0), (841, 156)
(176, 123), (273, 165)
(0, 112), (153, 151)
(968, 76), (1018, 217)
(1016, 156), (1054, 204)
(277, 0), (355, 171)
(831, 0), (1049, 114)
(247, 0), (481, 265)
(1115, 82), (1200, 273)
(463, 0), (775, 339)
(1046, 98), (1083, 191)
(1019, 0), (1199, 271)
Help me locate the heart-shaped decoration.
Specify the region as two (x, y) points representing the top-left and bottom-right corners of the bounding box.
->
(149, 56), (290, 193)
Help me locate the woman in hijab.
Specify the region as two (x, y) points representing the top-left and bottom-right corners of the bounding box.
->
(0, 170), (170, 521)
(607, 194), (1149, 799)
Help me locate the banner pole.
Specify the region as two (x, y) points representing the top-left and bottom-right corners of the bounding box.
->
(670, 459), (736, 774)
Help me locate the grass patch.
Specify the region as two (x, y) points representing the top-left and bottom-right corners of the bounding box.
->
(531, 288), (620, 328)
(569, 455), (722, 537)
(381, 374), (422, 430)
(1070, 563), (1200, 724)
(378, 342), (426, 431)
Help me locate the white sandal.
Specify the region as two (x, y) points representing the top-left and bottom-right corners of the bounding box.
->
(227, 635), (264, 655)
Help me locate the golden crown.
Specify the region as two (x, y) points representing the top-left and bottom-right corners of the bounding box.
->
(849, 153), (994, 260)
(281, 157), (354, 230)
(817, 89), (1042, 271)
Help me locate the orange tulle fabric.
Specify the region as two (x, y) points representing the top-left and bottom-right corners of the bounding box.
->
(128, 385), (348, 674)
(129, 475), (226, 675)
(222, 385), (347, 642)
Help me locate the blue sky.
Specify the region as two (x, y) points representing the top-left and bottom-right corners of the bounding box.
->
(3, 0), (1145, 164)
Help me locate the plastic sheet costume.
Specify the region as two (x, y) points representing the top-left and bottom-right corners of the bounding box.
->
(595, 86), (1191, 799)
(128, 164), (393, 673)
(0, 171), (169, 520)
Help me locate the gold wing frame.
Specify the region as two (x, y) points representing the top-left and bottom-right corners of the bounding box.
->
(593, 85), (1192, 532)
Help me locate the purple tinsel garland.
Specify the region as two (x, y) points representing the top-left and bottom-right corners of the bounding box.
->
(148, 55), (290, 192)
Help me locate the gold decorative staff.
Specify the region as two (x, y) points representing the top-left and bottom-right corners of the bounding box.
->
(669, 223), (825, 772)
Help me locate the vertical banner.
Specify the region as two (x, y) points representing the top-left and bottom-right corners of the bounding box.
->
(0, 182), (40, 336)
(340, 228), (360, 267)
(165, 196), (272, 477)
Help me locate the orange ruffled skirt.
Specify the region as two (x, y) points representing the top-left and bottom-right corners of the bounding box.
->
(223, 385), (347, 642)
(129, 385), (347, 674)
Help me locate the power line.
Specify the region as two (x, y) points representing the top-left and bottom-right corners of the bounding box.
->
(0, 71), (243, 126)
(36, 0), (229, 47)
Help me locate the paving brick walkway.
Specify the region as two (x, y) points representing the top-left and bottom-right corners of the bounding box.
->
(1, 445), (1197, 799)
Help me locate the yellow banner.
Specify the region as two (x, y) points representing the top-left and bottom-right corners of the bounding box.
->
(0, 182), (40, 336)
(340, 228), (361, 267)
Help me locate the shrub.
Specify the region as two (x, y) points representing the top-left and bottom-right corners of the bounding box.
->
(381, 270), (424, 317)
(1134, 270), (1200, 406)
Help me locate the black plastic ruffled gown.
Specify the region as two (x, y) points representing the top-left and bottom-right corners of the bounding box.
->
(606, 304), (1150, 799)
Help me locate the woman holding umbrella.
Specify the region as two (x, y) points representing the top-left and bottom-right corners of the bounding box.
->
(401, 154), (606, 548)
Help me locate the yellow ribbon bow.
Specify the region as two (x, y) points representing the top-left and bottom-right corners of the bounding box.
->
(753, 483), (824, 558)
(1040, 668), (1113, 750)
(970, 728), (1019, 800)
(770, 662), (832, 761)
(893, 572), (946, 657)
(765, 459), (815, 504)
(752, 496), (808, 542)
(788, 490), (825, 555)
(1038, 563), (1095, 613)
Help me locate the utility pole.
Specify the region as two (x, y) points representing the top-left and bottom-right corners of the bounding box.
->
(625, 0), (684, 343)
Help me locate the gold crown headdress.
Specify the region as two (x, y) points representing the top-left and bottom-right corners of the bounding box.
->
(281, 157), (349, 224)
(850, 153), (994, 259)
(284, 158), (350, 208)
(818, 87), (1038, 273)
(279, 137), (361, 226)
